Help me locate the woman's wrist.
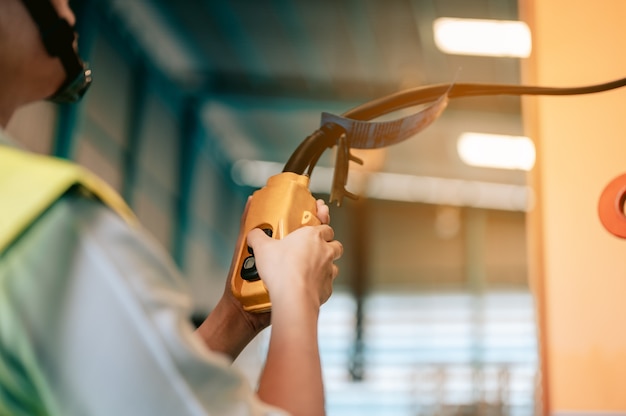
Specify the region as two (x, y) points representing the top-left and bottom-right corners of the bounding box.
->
(195, 296), (263, 360)
(270, 291), (321, 333)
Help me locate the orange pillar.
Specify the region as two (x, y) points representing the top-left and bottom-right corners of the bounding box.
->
(520, 0), (626, 413)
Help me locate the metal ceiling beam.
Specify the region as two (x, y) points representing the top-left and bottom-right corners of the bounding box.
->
(122, 62), (149, 206)
(173, 96), (202, 268)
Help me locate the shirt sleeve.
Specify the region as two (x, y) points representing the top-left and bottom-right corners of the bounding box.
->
(0, 192), (288, 416)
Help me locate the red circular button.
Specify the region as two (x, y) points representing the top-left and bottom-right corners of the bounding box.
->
(599, 173), (626, 238)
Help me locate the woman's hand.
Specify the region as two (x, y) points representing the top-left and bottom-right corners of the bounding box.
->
(234, 199), (338, 327)
(196, 199), (341, 360)
(246, 209), (342, 312)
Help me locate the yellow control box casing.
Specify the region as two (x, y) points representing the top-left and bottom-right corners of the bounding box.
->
(230, 172), (320, 313)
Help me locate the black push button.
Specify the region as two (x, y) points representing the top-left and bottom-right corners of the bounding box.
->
(241, 255), (260, 281)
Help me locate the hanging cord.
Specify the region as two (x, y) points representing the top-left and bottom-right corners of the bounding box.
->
(283, 77), (626, 175)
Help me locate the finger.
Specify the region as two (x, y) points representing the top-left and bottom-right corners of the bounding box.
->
(329, 240), (343, 260)
(317, 224), (335, 242)
(247, 227), (272, 248)
(316, 199), (330, 225)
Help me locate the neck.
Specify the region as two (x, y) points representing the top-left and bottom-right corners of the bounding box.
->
(0, 96), (17, 129)
(0, 67), (54, 129)
(0, 67), (35, 129)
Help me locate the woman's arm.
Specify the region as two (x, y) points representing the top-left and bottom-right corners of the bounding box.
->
(249, 220), (342, 416)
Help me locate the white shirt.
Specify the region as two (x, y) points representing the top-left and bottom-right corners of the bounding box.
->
(0, 186), (286, 416)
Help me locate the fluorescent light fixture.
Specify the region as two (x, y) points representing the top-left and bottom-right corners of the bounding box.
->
(231, 159), (532, 212)
(457, 132), (536, 171)
(433, 17), (531, 58)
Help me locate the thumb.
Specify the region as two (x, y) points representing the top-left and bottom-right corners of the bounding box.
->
(246, 227), (272, 249)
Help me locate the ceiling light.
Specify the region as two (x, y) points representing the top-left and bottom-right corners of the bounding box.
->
(433, 17), (531, 58)
(457, 132), (535, 171)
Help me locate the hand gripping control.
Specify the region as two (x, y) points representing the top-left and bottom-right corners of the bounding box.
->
(230, 172), (321, 313)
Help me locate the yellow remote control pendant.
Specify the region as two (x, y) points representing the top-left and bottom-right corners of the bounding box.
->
(230, 172), (320, 313)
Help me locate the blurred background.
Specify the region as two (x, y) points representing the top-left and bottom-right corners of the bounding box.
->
(7, 0), (538, 414)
